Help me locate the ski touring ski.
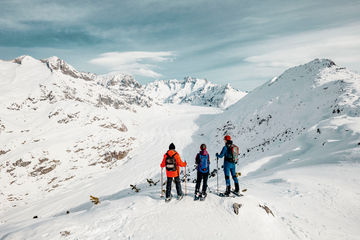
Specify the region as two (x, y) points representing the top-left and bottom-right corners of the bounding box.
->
(231, 191), (244, 197)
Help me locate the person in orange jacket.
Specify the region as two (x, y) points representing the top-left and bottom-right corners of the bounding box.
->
(160, 143), (187, 202)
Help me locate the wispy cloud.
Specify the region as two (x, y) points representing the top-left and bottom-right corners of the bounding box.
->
(1, 0), (360, 90)
(89, 51), (175, 78)
(243, 23), (360, 70)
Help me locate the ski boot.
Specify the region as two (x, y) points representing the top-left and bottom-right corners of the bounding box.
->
(177, 194), (184, 201)
(224, 185), (231, 196)
(200, 192), (207, 201)
(194, 192), (200, 201)
(219, 186), (231, 197)
(233, 183), (240, 195)
(165, 194), (173, 203)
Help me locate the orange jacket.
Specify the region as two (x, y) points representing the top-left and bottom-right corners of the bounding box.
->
(160, 150), (187, 177)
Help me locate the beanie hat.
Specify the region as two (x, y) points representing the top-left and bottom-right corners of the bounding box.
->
(169, 143), (175, 150)
(224, 135), (231, 141)
(200, 143), (207, 150)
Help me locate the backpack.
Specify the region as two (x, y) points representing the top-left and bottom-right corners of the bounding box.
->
(198, 153), (209, 173)
(225, 143), (239, 163)
(165, 152), (177, 171)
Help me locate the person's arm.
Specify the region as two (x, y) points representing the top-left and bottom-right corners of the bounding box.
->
(176, 154), (187, 167)
(217, 146), (227, 158)
(195, 153), (200, 165)
(160, 154), (166, 168)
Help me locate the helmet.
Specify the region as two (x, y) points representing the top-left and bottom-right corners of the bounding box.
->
(200, 144), (206, 150)
(224, 135), (231, 141)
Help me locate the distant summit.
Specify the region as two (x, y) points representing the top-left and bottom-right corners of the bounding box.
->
(41, 56), (96, 81)
(144, 77), (247, 108)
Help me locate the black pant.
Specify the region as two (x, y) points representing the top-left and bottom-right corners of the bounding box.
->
(195, 171), (209, 194)
(166, 176), (182, 198)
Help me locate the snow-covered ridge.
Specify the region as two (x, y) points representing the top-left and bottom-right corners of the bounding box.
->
(10, 56), (246, 109)
(0, 56), (152, 209)
(40, 56), (96, 81)
(206, 58), (360, 172)
(144, 77), (247, 108)
(1, 57), (360, 240)
(0, 55), (243, 209)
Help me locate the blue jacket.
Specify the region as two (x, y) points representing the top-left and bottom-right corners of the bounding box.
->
(217, 145), (233, 162)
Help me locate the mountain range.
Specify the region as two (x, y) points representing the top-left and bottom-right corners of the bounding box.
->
(0, 56), (359, 240)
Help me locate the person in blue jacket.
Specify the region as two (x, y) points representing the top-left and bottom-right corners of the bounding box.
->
(194, 143), (210, 200)
(216, 135), (239, 196)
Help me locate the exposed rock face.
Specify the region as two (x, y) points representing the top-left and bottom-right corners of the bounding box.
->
(0, 56), (141, 208)
(41, 56), (96, 81)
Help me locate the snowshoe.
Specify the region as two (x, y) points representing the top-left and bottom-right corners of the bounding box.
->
(200, 192), (207, 201)
(165, 197), (172, 203)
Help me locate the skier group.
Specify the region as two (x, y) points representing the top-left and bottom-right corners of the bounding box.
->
(160, 135), (240, 202)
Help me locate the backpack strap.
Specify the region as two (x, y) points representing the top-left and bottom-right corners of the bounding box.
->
(166, 151), (177, 158)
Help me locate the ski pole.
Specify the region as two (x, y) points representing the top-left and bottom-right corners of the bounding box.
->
(161, 168), (164, 198)
(216, 156), (219, 194)
(184, 165), (187, 196)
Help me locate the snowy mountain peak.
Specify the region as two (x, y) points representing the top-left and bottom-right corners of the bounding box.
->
(184, 76), (208, 84)
(144, 77), (247, 108)
(12, 55), (38, 65)
(41, 56), (95, 81)
(306, 58), (336, 68)
(267, 58), (339, 88)
(99, 72), (141, 89)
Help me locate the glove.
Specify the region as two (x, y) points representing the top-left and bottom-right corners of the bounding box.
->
(216, 153), (219, 158)
(184, 161), (187, 167)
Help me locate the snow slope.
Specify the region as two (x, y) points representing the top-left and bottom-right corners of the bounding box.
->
(0, 56), (153, 210)
(1, 58), (360, 240)
(144, 77), (247, 108)
(205, 59), (360, 171)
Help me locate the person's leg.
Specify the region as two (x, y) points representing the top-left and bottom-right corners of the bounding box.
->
(195, 171), (202, 194)
(223, 161), (231, 195)
(201, 172), (209, 194)
(229, 163), (239, 184)
(223, 161), (231, 186)
(174, 176), (183, 196)
(229, 163), (240, 193)
(166, 177), (173, 198)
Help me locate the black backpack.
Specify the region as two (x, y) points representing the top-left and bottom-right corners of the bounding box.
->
(165, 152), (177, 171)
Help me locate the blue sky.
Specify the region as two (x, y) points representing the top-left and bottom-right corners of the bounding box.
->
(1, 0), (360, 90)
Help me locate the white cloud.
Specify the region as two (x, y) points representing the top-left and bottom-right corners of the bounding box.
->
(243, 23), (360, 71)
(89, 51), (175, 78)
(0, 0), (95, 30)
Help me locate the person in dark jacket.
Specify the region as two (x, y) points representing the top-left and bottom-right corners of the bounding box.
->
(160, 143), (187, 202)
(216, 135), (239, 196)
(194, 143), (210, 200)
